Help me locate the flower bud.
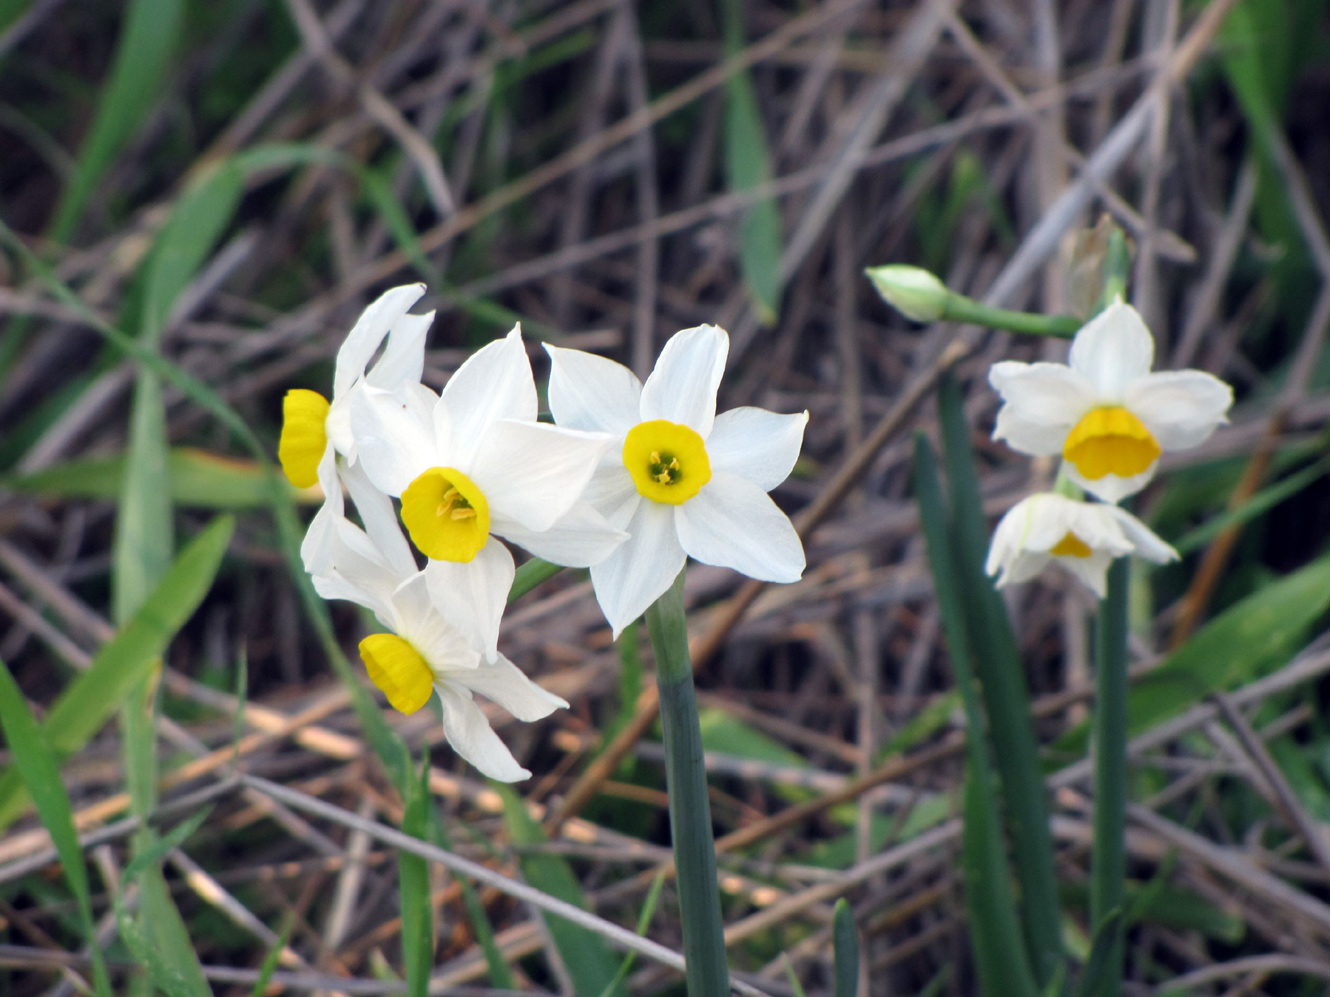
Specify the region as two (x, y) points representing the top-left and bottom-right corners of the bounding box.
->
(864, 265), (949, 322)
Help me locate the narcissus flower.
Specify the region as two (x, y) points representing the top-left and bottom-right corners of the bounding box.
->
(545, 325), (807, 638)
(985, 492), (1177, 598)
(303, 457), (565, 782)
(988, 300), (1232, 502)
(278, 284), (434, 488)
(351, 326), (625, 576)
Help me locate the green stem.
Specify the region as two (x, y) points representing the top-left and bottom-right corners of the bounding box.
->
(645, 571), (729, 997)
(942, 294), (1082, 337)
(1091, 557), (1129, 997)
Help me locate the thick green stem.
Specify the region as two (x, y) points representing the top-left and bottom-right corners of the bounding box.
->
(942, 294), (1082, 337)
(1091, 556), (1129, 996)
(645, 571), (729, 997)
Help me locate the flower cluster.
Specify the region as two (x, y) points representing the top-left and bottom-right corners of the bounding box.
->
(280, 285), (807, 779)
(985, 300), (1232, 595)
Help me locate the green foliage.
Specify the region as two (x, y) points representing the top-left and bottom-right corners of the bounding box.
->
(498, 785), (626, 997)
(2, 446), (315, 508)
(0, 658), (112, 997)
(48, 0), (184, 243)
(0, 515), (234, 830)
(832, 899), (861, 997)
(720, 0), (782, 323)
(400, 760), (435, 997)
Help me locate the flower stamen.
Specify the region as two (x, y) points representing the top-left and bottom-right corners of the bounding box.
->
(624, 421), (710, 505)
(402, 467), (491, 561)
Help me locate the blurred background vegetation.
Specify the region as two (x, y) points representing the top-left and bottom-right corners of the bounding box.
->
(1, 0), (1330, 993)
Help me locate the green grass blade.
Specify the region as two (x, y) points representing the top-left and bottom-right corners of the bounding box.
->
(0, 515), (234, 829)
(913, 433), (1038, 997)
(1073, 910), (1123, 997)
(114, 370), (173, 624)
(0, 658), (112, 997)
(1172, 458), (1326, 555)
(1090, 559), (1128, 997)
(721, 0), (782, 324)
(400, 759), (434, 997)
(595, 870), (666, 997)
(427, 807), (513, 989)
(47, 0), (184, 243)
(832, 898), (861, 997)
(2, 447), (316, 508)
(498, 785), (625, 997)
(936, 374), (1063, 986)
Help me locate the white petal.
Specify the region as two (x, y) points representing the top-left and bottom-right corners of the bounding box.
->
(1106, 507), (1179, 564)
(334, 284), (426, 398)
(1125, 370), (1232, 450)
(706, 408), (807, 491)
(1065, 462), (1157, 505)
(498, 503), (628, 568)
(474, 420), (612, 533)
(423, 540), (515, 663)
(544, 343), (642, 435)
(675, 471), (804, 583)
(439, 326), (538, 469)
(451, 654), (568, 721)
(435, 684), (530, 782)
(340, 459), (416, 579)
(351, 384), (440, 496)
(989, 361), (1094, 455)
(581, 464), (641, 530)
(1001, 549), (1053, 587)
(300, 449), (343, 578)
(1063, 549), (1116, 599)
(317, 520), (402, 623)
(1068, 299), (1155, 400)
(639, 325), (728, 436)
(365, 310), (434, 392)
(589, 500), (684, 639)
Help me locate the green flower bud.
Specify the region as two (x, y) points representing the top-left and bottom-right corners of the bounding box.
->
(864, 265), (950, 323)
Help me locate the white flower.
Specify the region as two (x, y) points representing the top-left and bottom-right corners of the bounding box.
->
(303, 456), (566, 783)
(350, 323), (626, 585)
(545, 325), (807, 638)
(278, 284), (434, 488)
(988, 299), (1233, 502)
(985, 492), (1178, 598)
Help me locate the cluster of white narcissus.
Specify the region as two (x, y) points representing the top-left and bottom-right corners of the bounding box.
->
(985, 299), (1233, 598)
(278, 284), (808, 781)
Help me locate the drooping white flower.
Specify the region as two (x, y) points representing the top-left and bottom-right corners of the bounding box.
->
(544, 325), (807, 638)
(303, 456), (566, 783)
(988, 299), (1233, 503)
(350, 324), (627, 586)
(985, 492), (1178, 599)
(278, 284), (434, 488)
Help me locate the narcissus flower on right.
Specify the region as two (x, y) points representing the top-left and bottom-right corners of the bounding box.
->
(986, 492), (1177, 599)
(545, 325), (807, 638)
(988, 299), (1233, 503)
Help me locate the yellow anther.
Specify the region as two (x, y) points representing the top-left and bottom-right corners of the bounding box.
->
(451, 507), (477, 520)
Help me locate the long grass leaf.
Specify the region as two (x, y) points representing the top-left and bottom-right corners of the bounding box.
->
(0, 659), (111, 997)
(0, 515), (234, 829)
(47, 0), (184, 243)
(427, 807), (514, 989)
(832, 898), (861, 997)
(721, 0), (782, 323)
(498, 786), (625, 997)
(913, 433), (1038, 997)
(400, 760), (434, 997)
(937, 374), (1062, 986)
